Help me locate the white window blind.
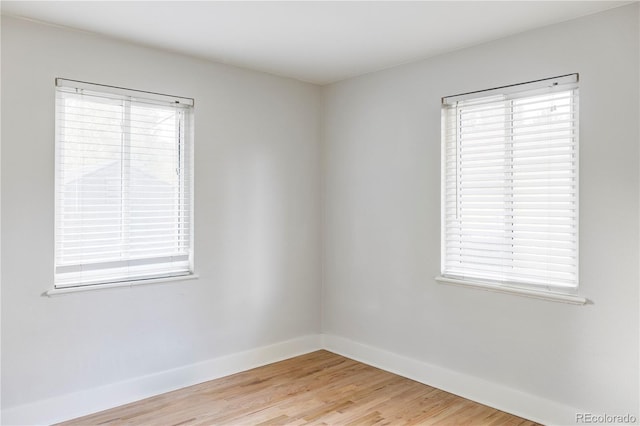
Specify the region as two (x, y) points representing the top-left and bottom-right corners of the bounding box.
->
(54, 78), (194, 288)
(441, 74), (579, 290)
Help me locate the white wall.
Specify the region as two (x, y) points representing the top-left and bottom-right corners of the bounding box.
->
(322, 3), (639, 422)
(2, 4), (639, 425)
(1, 15), (321, 417)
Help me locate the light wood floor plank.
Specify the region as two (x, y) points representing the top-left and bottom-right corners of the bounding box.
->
(58, 350), (540, 426)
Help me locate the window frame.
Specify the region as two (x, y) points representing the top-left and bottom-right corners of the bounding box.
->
(50, 78), (196, 294)
(436, 74), (586, 304)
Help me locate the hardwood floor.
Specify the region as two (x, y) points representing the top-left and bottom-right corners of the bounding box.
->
(59, 350), (540, 425)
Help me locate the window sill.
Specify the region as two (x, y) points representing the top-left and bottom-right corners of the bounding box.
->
(435, 276), (588, 305)
(44, 273), (199, 297)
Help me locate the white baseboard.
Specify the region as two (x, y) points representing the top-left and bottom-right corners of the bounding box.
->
(2, 333), (581, 425)
(1, 335), (323, 426)
(322, 334), (580, 425)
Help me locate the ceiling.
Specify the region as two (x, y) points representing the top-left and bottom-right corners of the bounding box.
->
(1, 1), (633, 85)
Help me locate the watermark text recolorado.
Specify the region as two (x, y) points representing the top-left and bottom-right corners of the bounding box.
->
(576, 413), (637, 424)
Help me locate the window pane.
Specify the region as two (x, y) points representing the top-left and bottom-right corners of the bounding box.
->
(55, 81), (193, 287)
(442, 78), (578, 290)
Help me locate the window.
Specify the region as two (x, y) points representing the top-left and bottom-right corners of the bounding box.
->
(54, 79), (194, 289)
(440, 74), (579, 293)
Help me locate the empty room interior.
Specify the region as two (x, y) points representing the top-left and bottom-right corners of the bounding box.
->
(1, 1), (639, 425)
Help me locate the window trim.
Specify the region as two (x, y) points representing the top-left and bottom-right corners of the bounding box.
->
(52, 78), (195, 290)
(434, 276), (587, 304)
(439, 74), (585, 303)
(45, 273), (199, 297)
